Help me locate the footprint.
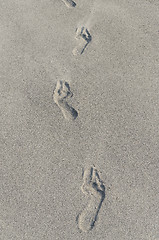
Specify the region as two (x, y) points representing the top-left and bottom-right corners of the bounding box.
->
(72, 27), (92, 55)
(62, 0), (76, 8)
(77, 166), (105, 232)
(53, 80), (78, 120)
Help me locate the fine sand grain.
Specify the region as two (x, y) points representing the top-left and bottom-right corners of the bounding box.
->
(0, 0), (159, 239)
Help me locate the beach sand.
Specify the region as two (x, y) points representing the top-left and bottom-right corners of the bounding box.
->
(0, 0), (159, 239)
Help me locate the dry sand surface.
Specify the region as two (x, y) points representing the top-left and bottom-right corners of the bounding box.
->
(0, 0), (159, 239)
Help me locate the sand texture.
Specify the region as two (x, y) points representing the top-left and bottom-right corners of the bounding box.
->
(0, 0), (159, 239)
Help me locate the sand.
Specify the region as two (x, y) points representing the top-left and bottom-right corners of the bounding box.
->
(0, 0), (159, 239)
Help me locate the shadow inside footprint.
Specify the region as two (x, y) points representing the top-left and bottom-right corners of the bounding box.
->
(62, 0), (76, 8)
(70, 106), (78, 119)
(91, 184), (105, 229)
(80, 28), (92, 54)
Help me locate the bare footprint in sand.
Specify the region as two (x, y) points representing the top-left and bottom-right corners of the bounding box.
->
(72, 27), (92, 55)
(77, 166), (105, 232)
(53, 80), (78, 120)
(62, 0), (76, 8)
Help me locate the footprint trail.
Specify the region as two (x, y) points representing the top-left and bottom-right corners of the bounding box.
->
(53, 80), (78, 120)
(72, 27), (92, 55)
(77, 166), (105, 232)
